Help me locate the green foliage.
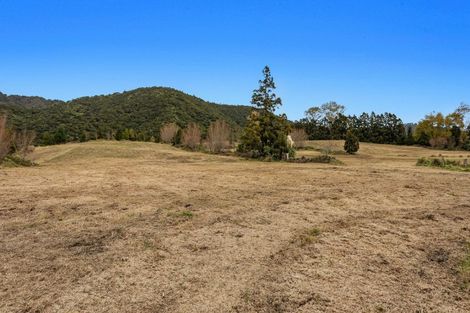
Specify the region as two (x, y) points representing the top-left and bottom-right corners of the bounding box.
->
(295, 110), (406, 144)
(79, 131), (88, 143)
(251, 66), (282, 113)
(405, 125), (415, 145)
(2, 155), (37, 167)
(450, 125), (461, 147)
(299, 227), (321, 246)
(344, 130), (359, 154)
(414, 105), (469, 148)
(463, 138), (470, 151)
(54, 126), (67, 144)
(460, 243), (470, 290)
(172, 128), (182, 146)
(238, 66), (292, 160)
(0, 87), (251, 146)
(287, 154), (340, 164)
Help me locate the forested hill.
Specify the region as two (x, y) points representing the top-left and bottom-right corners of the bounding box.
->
(0, 92), (62, 109)
(0, 87), (252, 144)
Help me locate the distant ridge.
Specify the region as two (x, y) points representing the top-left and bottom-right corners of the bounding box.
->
(0, 87), (252, 144)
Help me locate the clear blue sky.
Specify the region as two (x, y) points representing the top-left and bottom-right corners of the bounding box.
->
(1, 0), (469, 123)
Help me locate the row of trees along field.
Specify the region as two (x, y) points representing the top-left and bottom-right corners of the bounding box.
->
(293, 103), (407, 144)
(413, 104), (470, 149)
(292, 102), (470, 151)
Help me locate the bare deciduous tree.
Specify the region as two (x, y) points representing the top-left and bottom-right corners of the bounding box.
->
(14, 129), (36, 159)
(290, 128), (308, 148)
(0, 115), (13, 161)
(206, 120), (231, 153)
(429, 136), (448, 149)
(160, 123), (179, 143)
(182, 123), (201, 150)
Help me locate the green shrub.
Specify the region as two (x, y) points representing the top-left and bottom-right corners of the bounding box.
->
(417, 157), (470, 172)
(2, 155), (37, 167)
(463, 139), (470, 151)
(344, 130), (359, 154)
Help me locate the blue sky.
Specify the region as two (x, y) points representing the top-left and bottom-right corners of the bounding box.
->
(1, 0), (469, 123)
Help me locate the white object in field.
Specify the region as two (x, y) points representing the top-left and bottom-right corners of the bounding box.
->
(287, 135), (294, 148)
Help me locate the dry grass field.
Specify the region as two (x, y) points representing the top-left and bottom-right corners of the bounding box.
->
(1, 140), (469, 312)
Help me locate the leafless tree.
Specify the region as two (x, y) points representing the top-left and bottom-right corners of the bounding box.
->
(160, 123), (179, 143)
(290, 128), (308, 148)
(182, 123), (201, 150)
(429, 137), (448, 149)
(0, 115), (13, 161)
(14, 129), (36, 159)
(206, 120), (231, 153)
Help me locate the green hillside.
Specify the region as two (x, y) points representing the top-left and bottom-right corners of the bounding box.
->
(0, 87), (251, 144)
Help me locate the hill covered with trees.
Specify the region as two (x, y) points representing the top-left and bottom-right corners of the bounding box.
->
(0, 87), (251, 145)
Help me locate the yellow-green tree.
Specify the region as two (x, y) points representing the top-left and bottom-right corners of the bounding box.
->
(414, 104), (469, 148)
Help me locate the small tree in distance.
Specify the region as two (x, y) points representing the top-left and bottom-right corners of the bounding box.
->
(344, 130), (359, 154)
(207, 120), (231, 153)
(160, 122), (180, 144)
(238, 66), (292, 159)
(182, 123), (201, 150)
(0, 115), (13, 161)
(14, 130), (36, 159)
(290, 128), (308, 148)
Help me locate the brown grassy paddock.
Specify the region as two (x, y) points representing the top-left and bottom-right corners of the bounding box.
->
(1, 140), (469, 312)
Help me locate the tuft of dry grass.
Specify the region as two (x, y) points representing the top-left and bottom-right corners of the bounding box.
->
(460, 243), (470, 290)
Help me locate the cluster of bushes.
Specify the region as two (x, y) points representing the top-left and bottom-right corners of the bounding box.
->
(287, 154), (339, 164)
(0, 115), (36, 166)
(416, 157), (470, 172)
(292, 101), (470, 152)
(159, 120), (234, 153)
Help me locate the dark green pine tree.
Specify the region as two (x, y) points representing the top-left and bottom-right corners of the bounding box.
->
(238, 66), (292, 160)
(450, 125), (461, 148)
(251, 66), (282, 113)
(405, 125), (415, 145)
(344, 130), (360, 154)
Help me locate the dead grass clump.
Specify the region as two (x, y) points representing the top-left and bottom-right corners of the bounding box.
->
(460, 243), (470, 290)
(427, 248), (449, 263)
(182, 123), (201, 150)
(290, 128), (308, 148)
(160, 122), (180, 144)
(206, 120), (231, 153)
(167, 210), (194, 219)
(298, 227), (321, 246)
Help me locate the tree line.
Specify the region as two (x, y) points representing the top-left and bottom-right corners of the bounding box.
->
(2, 67), (470, 164)
(293, 102), (406, 144)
